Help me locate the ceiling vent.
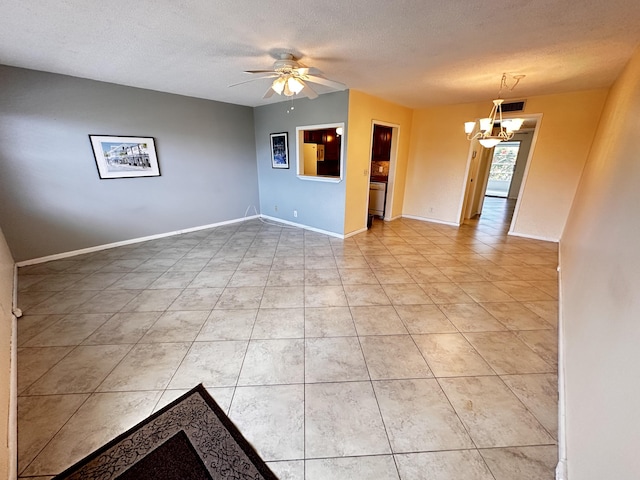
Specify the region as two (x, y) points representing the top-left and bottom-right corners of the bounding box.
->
(501, 100), (526, 113)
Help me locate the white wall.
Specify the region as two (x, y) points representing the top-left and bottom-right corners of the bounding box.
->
(560, 47), (640, 479)
(0, 227), (15, 479)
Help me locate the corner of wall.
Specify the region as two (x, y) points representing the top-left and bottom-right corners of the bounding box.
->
(0, 227), (16, 479)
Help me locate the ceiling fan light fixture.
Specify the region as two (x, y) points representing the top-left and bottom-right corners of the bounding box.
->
(271, 77), (286, 94)
(287, 76), (305, 95)
(233, 51), (347, 100)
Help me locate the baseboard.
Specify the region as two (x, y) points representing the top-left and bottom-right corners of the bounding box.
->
(556, 459), (567, 480)
(508, 229), (559, 243)
(15, 215), (259, 267)
(401, 214), (460, 227)
(344, 226), (369, 238)
(259, 215), (344, 239)
(556, 249), (568, 480)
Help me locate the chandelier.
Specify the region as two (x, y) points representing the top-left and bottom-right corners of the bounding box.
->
(465, 73), (525, 148)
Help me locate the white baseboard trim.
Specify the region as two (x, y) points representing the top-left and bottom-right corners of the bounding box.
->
(259, 215), (344, 239)
(556, 459), (567, 480)
(386, 214), (403, 221)
(556, 247), (568, 480)
(508, 229), (559, 243)
(344, 226), (369, 238)
(15, 215), (259, 267)
(401, 214), (460, 227)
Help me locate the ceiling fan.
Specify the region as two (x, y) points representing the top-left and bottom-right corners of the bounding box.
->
(230, 53), (347, 100)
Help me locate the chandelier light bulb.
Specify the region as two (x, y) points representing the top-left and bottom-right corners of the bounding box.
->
(479, 118), (493, 132)
(479, 138), (502, 148)
(464, 122), (476, 134)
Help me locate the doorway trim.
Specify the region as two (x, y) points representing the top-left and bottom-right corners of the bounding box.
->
(369, 120), (401, 222)
(508, 113), (543, 235)
(458, 113), (543, 232)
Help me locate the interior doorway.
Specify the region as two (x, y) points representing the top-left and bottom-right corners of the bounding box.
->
(368, 120), (400, 223)
(460, 115), (541, 230)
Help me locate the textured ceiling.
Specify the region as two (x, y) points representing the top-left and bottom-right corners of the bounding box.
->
(1, 0), (639, 108)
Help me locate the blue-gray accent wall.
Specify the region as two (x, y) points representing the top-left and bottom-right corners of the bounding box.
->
(0, 66), (259, 261)
(253, 91), (349, 235)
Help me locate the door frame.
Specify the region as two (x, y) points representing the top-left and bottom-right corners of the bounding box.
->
(508, 113), (543, 235)
(458, 113), (543, 231)
(369, 120), (401, 222)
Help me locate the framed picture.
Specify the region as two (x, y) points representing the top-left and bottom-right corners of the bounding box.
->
(270, 132), (289, 169)
(89, 135), (160, 179)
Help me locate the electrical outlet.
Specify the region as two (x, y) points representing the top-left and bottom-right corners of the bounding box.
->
(293, 210), (298, 218)
(274, 205), (278, 212)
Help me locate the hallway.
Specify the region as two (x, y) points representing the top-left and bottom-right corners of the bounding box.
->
(465, 196), (517, 233)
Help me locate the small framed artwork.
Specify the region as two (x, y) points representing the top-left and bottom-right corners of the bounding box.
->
(270, 132), (289, 169)
(89, 135), (161, 179)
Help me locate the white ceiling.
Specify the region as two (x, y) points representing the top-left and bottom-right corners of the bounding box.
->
(1, 0), (639, 108)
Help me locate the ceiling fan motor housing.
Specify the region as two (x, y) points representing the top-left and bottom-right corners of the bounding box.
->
(273, 54), (300, 73)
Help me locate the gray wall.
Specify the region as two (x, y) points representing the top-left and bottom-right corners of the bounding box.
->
(0, 65), (258, 261)
(254, 91), (349, 235)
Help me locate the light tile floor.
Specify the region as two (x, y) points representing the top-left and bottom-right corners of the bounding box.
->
(16, 197), (559, 479)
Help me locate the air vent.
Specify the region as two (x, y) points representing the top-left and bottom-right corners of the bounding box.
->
(501, 100), (526, 113)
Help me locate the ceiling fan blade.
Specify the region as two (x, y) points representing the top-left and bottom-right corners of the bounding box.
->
(244, 70), (277, 74)
(302, 82), (319, 100)
(305, 75), (347, 90)
(228, 74), (278, 88)
(263, 86), (276, 99)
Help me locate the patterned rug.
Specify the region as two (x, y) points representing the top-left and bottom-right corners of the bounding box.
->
(53, 384), (278, 479)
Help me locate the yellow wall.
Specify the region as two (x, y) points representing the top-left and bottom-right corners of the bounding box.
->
(404, 90), (607, 239)
(560, 47), (640, 479)
(404, 103), (487, 224)
(512, 89), (607, 240)
(0, 227), (14, 479)
(345, 90), (413, 234)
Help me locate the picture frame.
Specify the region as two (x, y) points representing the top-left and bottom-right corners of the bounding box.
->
(89, 135), (161, 179)
(270, 132), (289, 169)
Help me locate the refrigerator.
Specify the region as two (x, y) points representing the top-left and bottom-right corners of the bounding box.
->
(303, 144), (325, 175)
